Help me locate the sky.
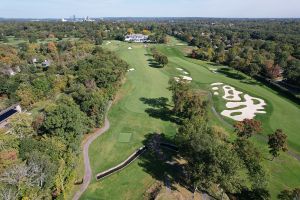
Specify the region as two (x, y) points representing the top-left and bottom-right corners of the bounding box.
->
(0, 0), (300, 18)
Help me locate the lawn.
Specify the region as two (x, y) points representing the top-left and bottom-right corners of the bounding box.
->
(81, 39), (300, 199)
(81, 41), (177, 199)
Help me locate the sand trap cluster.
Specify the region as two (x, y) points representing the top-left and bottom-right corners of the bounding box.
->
(210, 83), (266, 121)
(127, 68), (135, 72)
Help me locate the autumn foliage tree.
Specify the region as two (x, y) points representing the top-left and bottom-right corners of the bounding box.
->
(268, 129), (288, 160)
(234, 119), (262, 139)
(263, 60), (282, 80)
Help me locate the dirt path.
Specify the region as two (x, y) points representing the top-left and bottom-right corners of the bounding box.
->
(72, 103), (111, 200)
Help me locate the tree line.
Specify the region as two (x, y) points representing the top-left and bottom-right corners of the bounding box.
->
(165, 19), (300, 87)
(0, 38), (128, 199)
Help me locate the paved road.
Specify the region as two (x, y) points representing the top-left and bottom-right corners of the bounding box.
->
(73, 103), (111, 200)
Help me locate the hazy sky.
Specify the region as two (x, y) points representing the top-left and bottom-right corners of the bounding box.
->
(1, 0), (300, 18)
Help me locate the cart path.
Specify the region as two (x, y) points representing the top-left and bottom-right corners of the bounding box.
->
(73, 103), (111, 200)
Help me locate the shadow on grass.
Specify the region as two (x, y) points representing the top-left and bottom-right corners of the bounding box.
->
(138, 133), (187, 191)
(240, 79), (264, 86)
(140, 97), (181, 125)
(217, 68), (246, 80)
(147, 58), (163, 68)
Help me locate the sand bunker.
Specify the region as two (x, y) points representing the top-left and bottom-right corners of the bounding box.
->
(127, 68), (135, 72)
(174, 76), (192, 82)
(221, 94), (266, 121)
(128, 47), (132, 50)
(222, 85), (243, 101)
(211, 82), (224, 86)
(181, 75), (192, 81)
(176, 68), (183, 71)
(183, 71), (189, 75)
(211, 83), (266, 121)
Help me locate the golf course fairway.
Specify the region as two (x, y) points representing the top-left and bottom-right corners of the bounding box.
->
(81, 39), (300, 200)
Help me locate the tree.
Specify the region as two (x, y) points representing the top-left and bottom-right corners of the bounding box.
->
(268, 129), (288, 160)
(247, 63), (260, 78)
(263, 60), (282, 80)
(177, 116), (243, 198)
(234, 119), (262, 139)
(16, 83), (37, 108)
(168, 78), (190, 115)
(9, 113), (35, 138)
(41, 95), (92, 147)
(234, 138), (267, 189)
(278, 188), (300, 200)
(158, 55), (168, 67)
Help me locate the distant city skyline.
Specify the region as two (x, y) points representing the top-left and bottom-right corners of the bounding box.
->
(1, 0), (300, 18)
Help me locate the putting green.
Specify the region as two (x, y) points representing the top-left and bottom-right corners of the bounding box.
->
(80, 38), (300, 200)
(118, 133), (132, 143)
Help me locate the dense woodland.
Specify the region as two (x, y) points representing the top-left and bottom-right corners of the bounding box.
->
(0, 30), (128, 198)
(168, 19), (300, 87)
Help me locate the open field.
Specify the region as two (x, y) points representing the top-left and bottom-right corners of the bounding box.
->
(81, 38), (300, 199)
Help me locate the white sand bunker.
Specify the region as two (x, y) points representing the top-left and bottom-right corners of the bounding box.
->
(222, 85), (243, 101)
(181, 75), (192, 81)
(127, 68), (135, 72)
(176, 68), (183, 71)
(128, 47), (132, 50)
(210, 83), (267, 121)
(211, 82), (223, 86)
(183, 71), (189, 75)
(106, 41), (111, 45)
(174, 76), (192, 82)
(209, 68), (218, 73)
(221, 95), (266, 121)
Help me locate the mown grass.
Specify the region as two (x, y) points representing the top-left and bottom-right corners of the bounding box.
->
(82, 39), (300, 200)
(81, 41), (177, 199)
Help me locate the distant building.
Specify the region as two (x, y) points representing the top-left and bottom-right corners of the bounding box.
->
(83, 16), (95, 22)
(124, 34), (149, 43)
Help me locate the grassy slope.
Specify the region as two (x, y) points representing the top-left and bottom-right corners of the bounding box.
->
(83, 39), (300, 199)
(156, 39), (300, 198)
(81, 41), (177, 199)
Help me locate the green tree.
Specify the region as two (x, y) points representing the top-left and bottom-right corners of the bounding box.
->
(41, 96), (92, 147)
(9, 113), (35, 138)
(278, 188), (300, 200)
(268, 129), (288, 160)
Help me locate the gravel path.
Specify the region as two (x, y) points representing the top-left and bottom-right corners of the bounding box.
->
(73, 103), (111, 200)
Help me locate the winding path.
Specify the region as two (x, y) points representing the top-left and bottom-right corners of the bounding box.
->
(72, 103), (111, 200)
